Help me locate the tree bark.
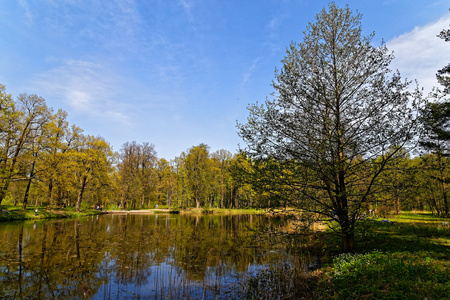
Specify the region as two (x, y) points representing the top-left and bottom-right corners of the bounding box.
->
(47, 179), (53, 204)
(76, 175), (87, 212)
(342, 229), (354, 253)
(22, 159), (36, 210)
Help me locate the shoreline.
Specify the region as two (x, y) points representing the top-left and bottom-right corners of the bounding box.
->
(0, 206), (265, 221)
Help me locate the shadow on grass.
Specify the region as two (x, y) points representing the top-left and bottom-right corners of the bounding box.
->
(352, 219), (450, 258)
(317, 218), (450, 299)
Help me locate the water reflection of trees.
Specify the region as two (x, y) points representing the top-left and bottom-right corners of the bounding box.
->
(0, 214), (290, 298)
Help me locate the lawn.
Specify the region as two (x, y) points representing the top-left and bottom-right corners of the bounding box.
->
(0, 205), (103, 221)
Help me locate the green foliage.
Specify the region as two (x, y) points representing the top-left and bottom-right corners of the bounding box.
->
(319, 251), (450, 299)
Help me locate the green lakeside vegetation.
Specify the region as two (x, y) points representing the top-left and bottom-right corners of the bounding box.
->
(0, 205), (104, 221)
(241, 211), (450, 299)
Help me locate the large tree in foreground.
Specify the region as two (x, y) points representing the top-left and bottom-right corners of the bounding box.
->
(238, 3), (422, 252)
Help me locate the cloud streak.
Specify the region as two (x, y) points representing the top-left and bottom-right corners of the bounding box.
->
(241, 57), (263, 89)
(32, 59), (131, 125)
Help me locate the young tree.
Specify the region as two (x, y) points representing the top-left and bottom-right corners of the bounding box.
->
(156, 158), (176, 209)
(238, 3), (421, 251)
(212, 149), (232, 208)
(184, 144), (210, 208)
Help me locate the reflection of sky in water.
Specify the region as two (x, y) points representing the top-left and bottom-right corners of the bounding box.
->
(94, 256), (287, 299)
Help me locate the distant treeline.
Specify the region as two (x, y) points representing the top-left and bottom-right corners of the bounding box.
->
(0, 83), (449, 216)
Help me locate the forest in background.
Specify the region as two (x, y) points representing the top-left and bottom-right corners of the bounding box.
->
(0, 81), (449, 218)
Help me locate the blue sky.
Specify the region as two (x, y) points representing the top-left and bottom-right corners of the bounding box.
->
(1, 1), (449, 159)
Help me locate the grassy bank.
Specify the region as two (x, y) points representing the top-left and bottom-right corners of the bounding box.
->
(0, 205), (265, 221)
(0, 205), (104, 222)
(241, 212), (450, 299)
(315, 213), (450, 299)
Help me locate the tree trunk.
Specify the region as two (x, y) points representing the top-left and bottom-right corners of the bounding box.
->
(342, 230), (354, 253)
(47, 179), (53, 204)
(121, 189), (127, 210)
(76, 175), (87, 212)
(221, 172), (224, 208)
(22, 160), (36, 210)
(195, 186), (200, 208)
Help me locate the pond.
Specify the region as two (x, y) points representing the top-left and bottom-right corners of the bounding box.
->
(0, 213), (315, 299)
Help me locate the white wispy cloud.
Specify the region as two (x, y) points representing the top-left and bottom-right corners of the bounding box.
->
(241, 57), (263, 89)
(387, 13), (450, 94)
(178, 0), (194, 23)
(32, 59), (131, 125)
(18, 0), (33, 25)
(264, 14), (287, 54)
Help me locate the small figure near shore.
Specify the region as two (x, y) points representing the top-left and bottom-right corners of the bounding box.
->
(35, 208), (38, 216)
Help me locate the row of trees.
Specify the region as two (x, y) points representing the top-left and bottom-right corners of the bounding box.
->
(0, 94), (255, 210)
(1, 85), (449, 218)
(0, 86), (112, 211)
(116, 142), (254, 210)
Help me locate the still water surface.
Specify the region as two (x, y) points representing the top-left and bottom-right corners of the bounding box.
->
(0, 214), (301, 299)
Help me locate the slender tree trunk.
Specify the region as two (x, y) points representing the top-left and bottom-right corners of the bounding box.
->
(230, 182), (233, 208)
(22, 160), (36, 210)
(221, 171), (224, 208)
(76, 175), (87, 212)
(195, 186), (200, 209)
(121, 189), (127, 210)
(47, 179), (53, 204)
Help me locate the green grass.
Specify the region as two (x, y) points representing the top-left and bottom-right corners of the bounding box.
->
(238, 212), (450, 299)
(316, 212), (450, 299)
(0, 205), (103, 222)
(319, 250), (450, 299)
